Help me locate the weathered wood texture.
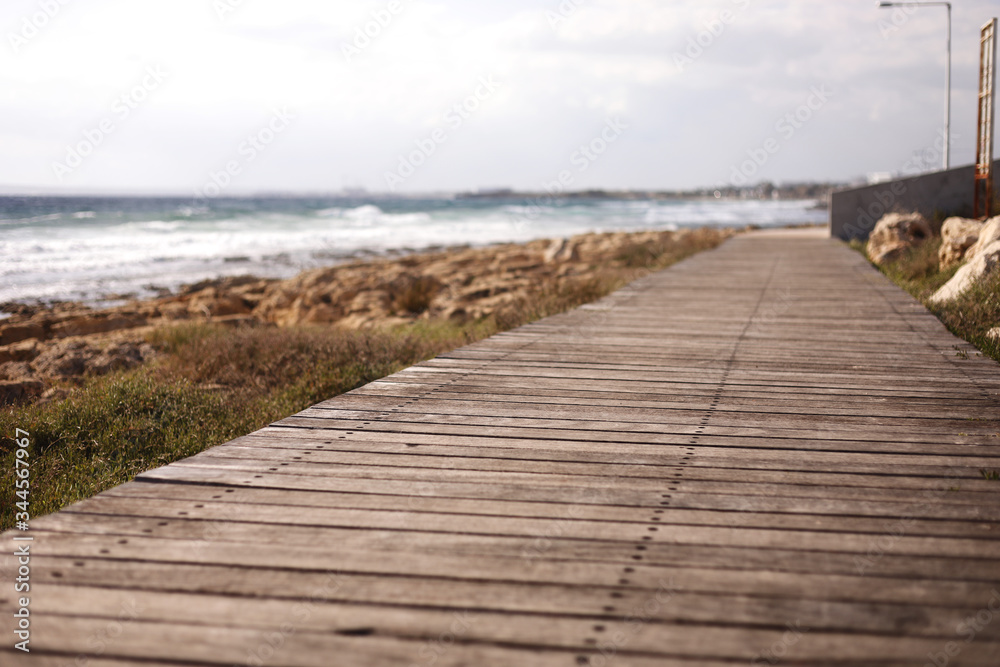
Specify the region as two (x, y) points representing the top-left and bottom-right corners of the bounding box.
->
(3, 228), (1000, 666)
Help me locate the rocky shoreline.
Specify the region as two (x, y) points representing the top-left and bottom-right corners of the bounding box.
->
(0, 227), (738, 405)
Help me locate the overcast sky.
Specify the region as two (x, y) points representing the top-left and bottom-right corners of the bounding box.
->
(1, 0), (997, 195)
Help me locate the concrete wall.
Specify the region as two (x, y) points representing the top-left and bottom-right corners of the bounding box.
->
(829, 160), (1000, 240)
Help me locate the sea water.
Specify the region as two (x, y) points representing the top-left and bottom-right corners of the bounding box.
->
(0, 195), (827, 311)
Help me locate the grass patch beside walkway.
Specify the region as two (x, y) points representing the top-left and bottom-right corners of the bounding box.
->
(850, 238), (1000, 363)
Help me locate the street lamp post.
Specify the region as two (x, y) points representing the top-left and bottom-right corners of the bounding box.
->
(879, 1), (952, 170)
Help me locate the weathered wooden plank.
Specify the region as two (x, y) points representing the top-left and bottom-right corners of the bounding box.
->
(190, 443), (1000, 494)
(11, 531), (1000, 608)
(96, 480), (1000, 532)
(215, 431), (1000, 474)
(359, 375), (1000, 405)
(301, 399), (996, 430)
(13, 615), (998, 667)
(326, 388), (998, 421)
(4, 580), (1000, 654)
(150, 457), (1000, 507)
(134, 462), (999, 519)
(387, 365), (996, 397)
(247, 423), (1000, 458)
(43, 496), (1000, 559)
(20, 511), (1000, 581)
(276, 415), (999, 448)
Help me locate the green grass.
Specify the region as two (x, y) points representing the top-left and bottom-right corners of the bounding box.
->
(850, 237), (1000, 363)
(933, 270), (1000, 362)
(0, 229), (731, 530)
(0, 328), (446, 526)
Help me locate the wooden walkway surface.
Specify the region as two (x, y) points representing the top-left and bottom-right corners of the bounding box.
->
(4, 227), (1000, 666)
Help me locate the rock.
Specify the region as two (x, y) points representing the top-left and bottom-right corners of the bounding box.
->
(0, 339), (40, 364)
(0, 361), (35, 381)
(153, 301), (192, 320)
(986, 327), (1000, 342)
(348, 291), (390, 316)
(938, 217), (984, 268)
(0, 380), (44, 406)
(51, 314), (146, 338)
(0, 302), (40, 318)
(178, 275), (265, 296)
(441, 305), (469, 322)
(187, 292), (251, 318)
(866, 212), (932, 265)
(544, 238), (578, 263)
(0, 322), (45, 346)
(930, 240), (1000, 304)
(965, 215), (1000, 261)
(30, 339), (153, 379)
(301, 302), (343, 324)
(31, 340), (96, 377)
(87, 342), (148, 375)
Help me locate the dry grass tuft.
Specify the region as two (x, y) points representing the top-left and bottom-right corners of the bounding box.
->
(850, 237), (1000, 363)
(392, 275), (441, 314)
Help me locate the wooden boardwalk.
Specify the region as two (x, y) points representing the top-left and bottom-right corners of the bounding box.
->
(4, 228), (1000, 666)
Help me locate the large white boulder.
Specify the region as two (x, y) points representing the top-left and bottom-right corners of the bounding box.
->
(965, 215), (1000, 261)
(938, 217), (984, 268)
(866, 212), (932, 265)
(930, 240), (1000, 304)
